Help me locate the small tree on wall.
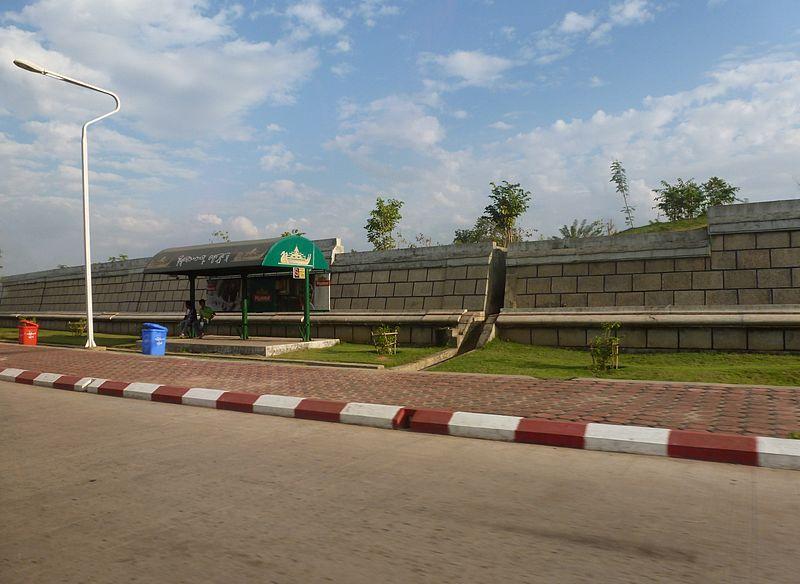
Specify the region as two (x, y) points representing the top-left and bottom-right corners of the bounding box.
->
(365, 197), (404, 251)
(610, 160), (635, 229)
(701, 177), (740, 208)
(653, 177), (740, 221)
(454, 215), (504, 244)
(453, 182), (533, 246)
(484, 181), (532, 247)
(653, 178), (705, 221)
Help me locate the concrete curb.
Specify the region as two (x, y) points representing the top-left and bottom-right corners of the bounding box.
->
(2, 367), (798, 471)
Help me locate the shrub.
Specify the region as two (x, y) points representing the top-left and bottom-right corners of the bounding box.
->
(67, 318), (87, 336)
(589, 322), (621, 373)
(371, 324), (399, 355)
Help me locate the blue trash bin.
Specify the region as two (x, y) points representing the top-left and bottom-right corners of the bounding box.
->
(141, 322), (168, 356)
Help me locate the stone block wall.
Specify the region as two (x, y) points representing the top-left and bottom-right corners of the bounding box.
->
(329, 243), (503, 314)
(0, 259), (206, 314)
(506, 230), (713, 309)
(500, 325), (800, 352)
(498, 199), (800, 352)
(706, 200), (800, 305)
(496, 307), (800, 352)
(505, 200), (800, 310)
(0, 238), (341, 315)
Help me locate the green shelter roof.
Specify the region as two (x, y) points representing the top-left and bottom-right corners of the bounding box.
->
(144, 236), (331, 276)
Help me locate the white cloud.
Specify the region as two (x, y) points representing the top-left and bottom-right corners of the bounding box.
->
(329, 95), (444, 154)
(260, 143), (296, 172)
(452, 110), (469, 119)
(610, 0), (655, 26)
(489, 121), (513, 130)
(262, 179), (321, 201)
(530, 0), (657, 63)
(197, 213), (223, 225)
(356, 0), (401, 27)
(264, 217), (311, 237)
(500, 26), (516, 40)
(333, 37), (352, 53)
(2, 0), (319, 141)
(287, 1), (346, 36)
(419, 50), (516, 88)
(266, 123), (285, 132)
(589, 75), (607, 87)
(559, 11), (597, 34)
(230, 216), (260, 239)
(331, 62), (355, 77)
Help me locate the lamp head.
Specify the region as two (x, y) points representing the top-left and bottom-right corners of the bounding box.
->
(13, 59), (46, 74)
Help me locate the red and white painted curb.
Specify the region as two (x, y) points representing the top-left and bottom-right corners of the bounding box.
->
(1, 368), (408, 430)
(2, 367), (798, 470)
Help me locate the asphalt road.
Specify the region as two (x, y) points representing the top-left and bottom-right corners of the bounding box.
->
(1, 380), (799, 584)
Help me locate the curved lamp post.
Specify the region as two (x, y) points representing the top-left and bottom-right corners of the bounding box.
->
(13, 59), (120, 349)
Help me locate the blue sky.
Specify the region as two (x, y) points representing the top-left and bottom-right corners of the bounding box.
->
(1, 0), (799, 274)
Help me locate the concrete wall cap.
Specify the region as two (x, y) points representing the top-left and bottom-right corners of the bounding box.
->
(496, 311), (800, 328)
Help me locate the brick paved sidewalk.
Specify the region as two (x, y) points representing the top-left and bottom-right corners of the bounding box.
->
(2, 343), (798, 438)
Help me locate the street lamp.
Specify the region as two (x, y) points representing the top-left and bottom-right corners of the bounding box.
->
(13, 58), (120, 349)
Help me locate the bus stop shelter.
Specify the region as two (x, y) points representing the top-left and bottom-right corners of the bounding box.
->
(144, 235), (330, 341)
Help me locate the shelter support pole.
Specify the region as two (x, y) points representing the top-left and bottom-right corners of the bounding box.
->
(241, 275), (249, 340)
(304, 269), (311, 342)
(189, 275), (197, 339)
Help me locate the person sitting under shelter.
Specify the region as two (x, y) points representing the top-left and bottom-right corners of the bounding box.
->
(197, 299), (216, 339)
(178, 300), (197, 338)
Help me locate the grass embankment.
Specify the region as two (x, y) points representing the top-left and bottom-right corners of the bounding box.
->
(0, 327), (138, 348)
(429, 340), (800, 386)
(273, 342), (444, 368)
(617, 215), (708, 236)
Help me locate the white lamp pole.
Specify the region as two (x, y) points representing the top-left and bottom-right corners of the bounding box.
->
(14, 59), (120, 349)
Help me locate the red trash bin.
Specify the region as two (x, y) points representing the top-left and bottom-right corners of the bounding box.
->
(18, 320), (39, 346)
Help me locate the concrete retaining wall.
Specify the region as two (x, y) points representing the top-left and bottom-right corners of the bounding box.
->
(505, 201), (800, 310)
(496, 307), (800, 352)
(329, 243), (504, 314)
(499, 199), (800, 351)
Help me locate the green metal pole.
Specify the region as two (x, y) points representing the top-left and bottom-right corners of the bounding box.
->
(304, 269), (311, 342)
(241, 275), (249, 340)
(189, 275), (197, 339)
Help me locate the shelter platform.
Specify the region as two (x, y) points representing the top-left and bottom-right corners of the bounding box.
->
(137, 335), (339, 357)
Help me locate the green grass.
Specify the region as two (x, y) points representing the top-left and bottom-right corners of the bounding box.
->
(617, 215), (708, 236)
(272, 342), (445, 368)
(0, 327), (138, 348)
(429, 340), (800, 386)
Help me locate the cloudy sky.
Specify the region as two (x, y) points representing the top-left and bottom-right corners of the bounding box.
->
(1, 0), (799, 275)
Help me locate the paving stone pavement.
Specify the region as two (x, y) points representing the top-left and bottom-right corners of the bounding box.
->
(1, 343), (799, 438)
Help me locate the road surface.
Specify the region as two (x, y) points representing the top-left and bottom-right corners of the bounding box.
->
(1, 380), (798, 583)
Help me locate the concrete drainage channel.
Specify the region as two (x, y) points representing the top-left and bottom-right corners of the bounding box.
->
(2, 367), (799, 471)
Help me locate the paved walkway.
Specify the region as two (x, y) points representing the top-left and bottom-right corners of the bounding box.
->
(1, 343), (798, 438)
